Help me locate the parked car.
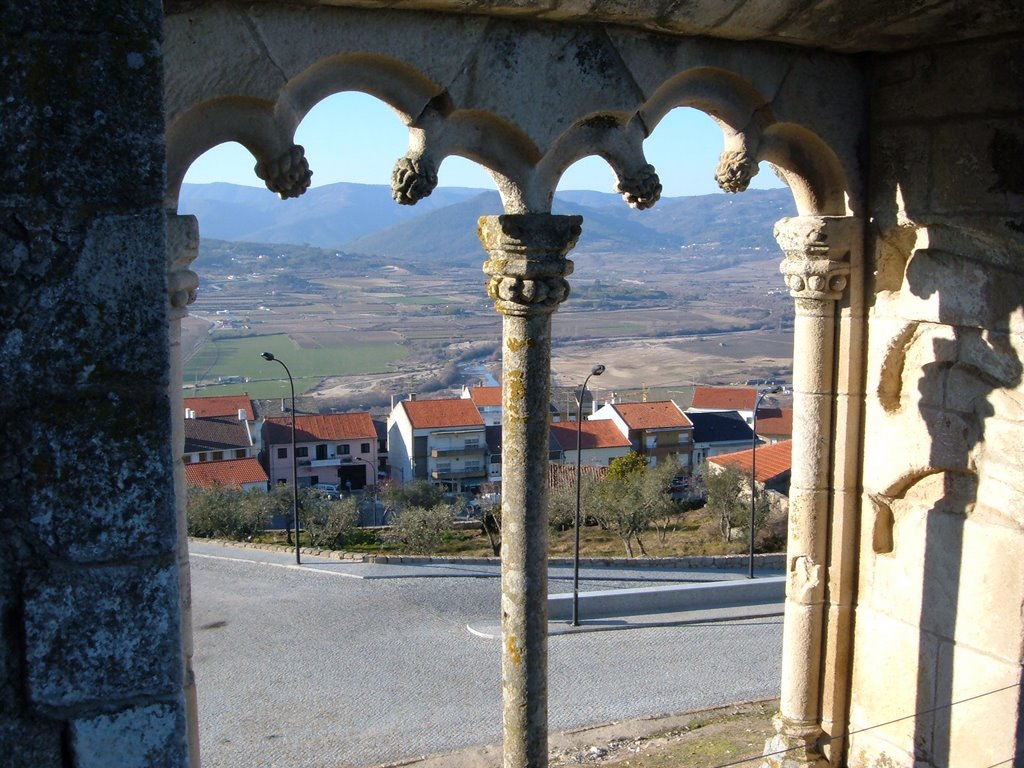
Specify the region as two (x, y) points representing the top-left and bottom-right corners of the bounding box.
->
(312, 483), (341, 499)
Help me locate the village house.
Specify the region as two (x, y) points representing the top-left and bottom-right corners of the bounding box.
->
(589, 400), (694, 471)
(262, 412), (378, 492)
(687, 410), (757, 473)
(461, 384), (502, 426)
(387, 397), (487, 492)
(184, 457), (269, 492)
(182, 393), (258, 464)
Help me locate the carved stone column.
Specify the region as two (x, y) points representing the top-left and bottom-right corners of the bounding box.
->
(478, 213), (581, 768)
(762, 215), (860, 768)
(166, 212), (201, 768)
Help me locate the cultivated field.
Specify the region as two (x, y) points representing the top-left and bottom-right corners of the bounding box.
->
(182, 240), (794, 410)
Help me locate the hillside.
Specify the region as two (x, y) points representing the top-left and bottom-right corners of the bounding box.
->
(179, 181), (795, 268)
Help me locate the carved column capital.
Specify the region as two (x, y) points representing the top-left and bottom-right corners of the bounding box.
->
(479, 214), (581, 318)
(775, 216), (861, 302)
(167, 213), (200, 319)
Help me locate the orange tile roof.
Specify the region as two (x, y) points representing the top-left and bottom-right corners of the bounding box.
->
(402, 398), (485, 429)
(755, 407), (793, 438)
(185, 458), (268, 488)
(466, 386), (502, 407)
(708, 440), (792, 483)
(549, 420), (632, 450)
(610, 401), (692, 430)
(689, 386), (759, 411)
(263, 412), (377, 443)
(184, 393), (255, 420)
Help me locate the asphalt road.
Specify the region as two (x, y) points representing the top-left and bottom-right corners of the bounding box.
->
(189, 542), (782, 767)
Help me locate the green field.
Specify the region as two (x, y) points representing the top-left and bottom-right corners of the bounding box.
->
(183, 333), (407, 397)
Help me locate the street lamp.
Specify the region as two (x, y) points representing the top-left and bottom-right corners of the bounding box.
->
(261, 351), (301, 565)
(354, 456), (379, 526)
(572, 363), (606, 626)
(749, 386), (782, 578)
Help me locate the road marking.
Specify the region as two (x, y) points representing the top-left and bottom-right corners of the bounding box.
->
(189, 552), (366, 579)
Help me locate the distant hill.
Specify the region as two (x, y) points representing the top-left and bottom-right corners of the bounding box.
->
(179, 181), (795, 267)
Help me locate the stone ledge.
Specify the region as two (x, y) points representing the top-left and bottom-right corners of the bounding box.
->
(187, 537), (785, 570)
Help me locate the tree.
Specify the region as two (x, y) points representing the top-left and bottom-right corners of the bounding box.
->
(593, 454), (680, 557)
(382, 505), (454, 553)
(187, 484), (266, 540)
(301, 490), (359, 549)
(381, 479), (444, 512)
(702, 464), (770, 543)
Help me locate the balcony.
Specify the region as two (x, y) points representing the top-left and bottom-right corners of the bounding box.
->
(309, 457), (344, 468)
(431, 447), (486, 459)
(432, 467), (487, 480)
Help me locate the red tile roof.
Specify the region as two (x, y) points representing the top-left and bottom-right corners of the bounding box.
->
(549, 462), (607, 488)
(708, 440), (792, 483)
(549, 420), (632, 451)
(263, 412), (377, 443)
(466, 386), (502, 407)
(185, 458), (268, 489)
(402, 398), (485, 429)
(689, 386), (759, 411)
(184, 417), (252, 452)
(609, 401), (692, 430)
(184, 393), (255, 420)
(755, 407), (793, 438)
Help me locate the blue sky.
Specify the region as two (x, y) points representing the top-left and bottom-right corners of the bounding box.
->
(184, 92), (783, 198)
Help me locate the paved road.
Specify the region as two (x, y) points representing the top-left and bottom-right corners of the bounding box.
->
(189, 542), (782, 767)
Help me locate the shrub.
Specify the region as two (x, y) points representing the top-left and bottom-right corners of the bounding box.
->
(382, 504), (454, 554)
(187, 484), (266, 540)
(302, 490), (359, 549)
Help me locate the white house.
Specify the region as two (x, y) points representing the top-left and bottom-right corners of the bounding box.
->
(387, 397), (487, 492)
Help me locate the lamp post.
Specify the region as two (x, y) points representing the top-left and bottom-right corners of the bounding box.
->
(572, 363), (605, 626)
(261, 352), (301, 564)
(354, 456), (378, 525)
(749, 386), (781, 578)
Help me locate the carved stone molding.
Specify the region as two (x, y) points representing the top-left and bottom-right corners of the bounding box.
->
(166, 213), (200, 319)
(715, 149), (759, 193)
(392, 154), (438, 205)
(775, 216), (861, 302)
(479, 214), (581, 318)
(254, 145), (312, 200)
(616, 163), (662, 210)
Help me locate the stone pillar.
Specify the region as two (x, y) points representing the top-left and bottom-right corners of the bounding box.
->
(167, 212), (201, 768)
(762, 215), (860, 768)
(478, 213), (581, 768)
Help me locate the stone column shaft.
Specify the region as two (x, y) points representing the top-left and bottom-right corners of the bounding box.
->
(763, 216), (860, 768)
(167, 212), (201, 768)
(478, 213), (581, 768)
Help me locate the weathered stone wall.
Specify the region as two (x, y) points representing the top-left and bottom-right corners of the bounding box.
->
(0, 4), (190, 766)
(851, 35), (1024, 767)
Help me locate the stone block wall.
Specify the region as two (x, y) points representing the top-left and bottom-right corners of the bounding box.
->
(0, 4), (190, 766)
(851, 35), (1024, 767)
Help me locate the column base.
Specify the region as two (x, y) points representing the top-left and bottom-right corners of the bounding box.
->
(760, 714), (831, 768)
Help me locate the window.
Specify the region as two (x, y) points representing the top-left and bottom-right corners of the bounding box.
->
(296, 446), (309, 458)
(315, 444), (327, 460)
(212, 451), (223, 461)
(341, 445), (351, 455)
(235, 449), (246, 458)
(360, 442), (370, 454)
(465, 438), (480, 449)
(465, 461), (481, 472)
(277, 447), (287, 459)
(436, 462), (451, 473)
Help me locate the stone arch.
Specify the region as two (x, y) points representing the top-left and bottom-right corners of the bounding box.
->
(640, 66), (852, 216)
(166, 53), (447, 208)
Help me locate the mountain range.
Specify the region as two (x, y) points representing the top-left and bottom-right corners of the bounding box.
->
(178, 181), (796, 266)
